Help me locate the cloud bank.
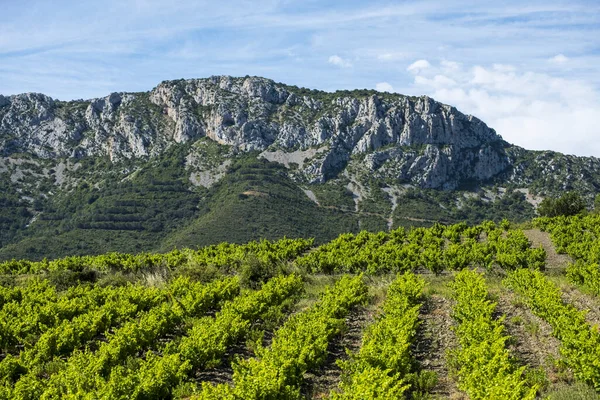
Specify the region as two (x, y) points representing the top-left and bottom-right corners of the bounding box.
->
(406, 60), (600, 156)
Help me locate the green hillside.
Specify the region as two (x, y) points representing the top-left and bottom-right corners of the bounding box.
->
(161, 158), (359, 250)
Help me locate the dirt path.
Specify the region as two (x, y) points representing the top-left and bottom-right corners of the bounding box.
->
(523, 229), (572, 270)
(382, 187), (402, 231)
(383, 188), (398, 232)
(414, 294), (466, 400)
(493, 288), (564, 384)
(303, 306), (375, 399)
(345, 181), (364, 213)
(524, 229), (600, 328)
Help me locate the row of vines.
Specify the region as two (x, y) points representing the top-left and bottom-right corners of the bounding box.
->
(535, 214), (600, 294)
(0, 220), (547, 277)
(2, 216), (600, 399)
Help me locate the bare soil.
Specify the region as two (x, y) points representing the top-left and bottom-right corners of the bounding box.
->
(193, 337), (259, 386)
(302, 306), (375, 399)
(523, 229), (572, 270)
(414, 294), (466, 400)
(493, 288), (565, 385)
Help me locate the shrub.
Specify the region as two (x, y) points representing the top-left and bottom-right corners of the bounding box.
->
(538, 192), (585, 217)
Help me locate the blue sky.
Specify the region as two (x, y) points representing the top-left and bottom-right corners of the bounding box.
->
(1, 0), (600, 156)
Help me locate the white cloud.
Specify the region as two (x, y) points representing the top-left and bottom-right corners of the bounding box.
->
(375, 82), (394, 92)
(549, 54), (569, 64)
(409, 60), (600, 157)
(407, 59), (431, 74)
(328, 55), (353, 68)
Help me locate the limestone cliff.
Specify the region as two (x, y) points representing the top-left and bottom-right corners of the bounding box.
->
(0, 76), (512, 189)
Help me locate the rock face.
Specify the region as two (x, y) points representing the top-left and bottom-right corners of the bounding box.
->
(1, 75), (512, 189)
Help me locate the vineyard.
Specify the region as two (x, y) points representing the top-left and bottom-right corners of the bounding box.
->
(0, 217), (600, 399)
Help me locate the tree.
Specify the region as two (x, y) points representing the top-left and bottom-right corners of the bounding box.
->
(538, 192), (585, 217)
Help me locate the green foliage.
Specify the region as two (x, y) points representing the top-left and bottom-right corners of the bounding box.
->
(0, 280), (124, 351)
(308, 180), (355, 211)
(594, 194), (600, 213)
(504, 269), (600, 390)
(45, 268), (98, 290)
(330, 273), (428, 399)
(2, 218), (593, 399)
(296, 222), (545, 274)
(0, 149), (540, 263)
(0, 175), (33, 249)
(0, 146), (203, 261)
(534, 214), (600, 295)
(392, 188), (535, 228)
(92, 274), (304, 399)
(538, 192), (586, 217)
(449, 269), (538, 399)
(0, 283), (168, 385)
(0, 236), (313, 276)
(160, 157), (360, 250)
(195, 275), (368, 399)
(506, 148), (600, 199)
(9, 277), (240, 399)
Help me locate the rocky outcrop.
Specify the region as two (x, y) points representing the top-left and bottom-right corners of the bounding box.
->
(0, 75), (513, 189)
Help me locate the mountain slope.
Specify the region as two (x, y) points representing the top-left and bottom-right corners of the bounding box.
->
(161, 157), (359, 250)
(0, 75), (598, 260)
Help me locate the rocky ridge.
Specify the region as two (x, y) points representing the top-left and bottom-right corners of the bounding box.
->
(2, 76), (600, 260)
(0, 76), (514, 190)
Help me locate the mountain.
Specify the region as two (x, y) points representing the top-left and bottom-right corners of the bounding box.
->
(1, 75), (599, 260)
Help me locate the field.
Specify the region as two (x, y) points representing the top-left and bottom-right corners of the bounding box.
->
(0, 216), (600, 399)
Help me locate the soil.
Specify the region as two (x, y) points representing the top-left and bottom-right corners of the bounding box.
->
(523, 229), (572, 270)
(493, 288), (564, 383)
(193, 340), (256, 386)
(302, 305), (375, 399)
(414, 294), (466, 400)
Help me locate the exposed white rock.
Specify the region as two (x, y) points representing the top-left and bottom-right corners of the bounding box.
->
(259, 147), (322, 169)
(0, 75), (525, 190)
(302, 188), (320, 205)
(515, 188), (544, 208)
(189, 160), (231, 188)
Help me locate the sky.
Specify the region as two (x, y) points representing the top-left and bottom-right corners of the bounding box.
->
(1, 0), (600, 157)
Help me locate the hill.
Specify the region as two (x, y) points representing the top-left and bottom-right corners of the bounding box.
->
(1, 76), (599, 260)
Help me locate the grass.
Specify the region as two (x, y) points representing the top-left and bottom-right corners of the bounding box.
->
(295, 274), (339, 311)
(545, 382), (600, 400)
(524, 320), (541, 336)
(422, 272), (454, 298)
